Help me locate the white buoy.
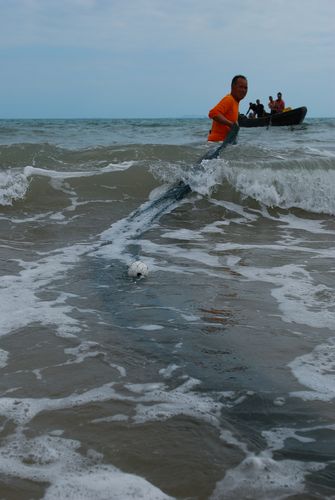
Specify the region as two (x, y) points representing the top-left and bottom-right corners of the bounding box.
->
(128, 260), (149, 278)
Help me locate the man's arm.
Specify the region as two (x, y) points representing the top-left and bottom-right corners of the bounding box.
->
(210, 112), (236, 128)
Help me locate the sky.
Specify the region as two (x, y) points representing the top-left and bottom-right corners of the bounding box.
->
(0, 0), (334, 118)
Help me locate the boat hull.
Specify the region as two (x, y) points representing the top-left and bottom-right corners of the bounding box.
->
(238, 106), (307, 127)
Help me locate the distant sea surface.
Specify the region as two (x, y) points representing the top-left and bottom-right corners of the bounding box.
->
(0, 117), (335, 499)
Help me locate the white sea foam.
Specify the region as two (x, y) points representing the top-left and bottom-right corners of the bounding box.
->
(236, 263), (335, 330)
(0, 433), (173, 500)
(255, 206), (335, 234)
(277, 212), (335, 234)
(180, 313), (200, 321)
(0, 243), (90, 338)
(126, 378), (230, 427)
(289, 337), (335, 401)
(158, 364), (180, 379)
(0, 374), (244, 497)
(0, 170), (30, 206)
(0, 349), (9, 368)
(45, 467), (174, 499)
(132, 324), (164, 331)
(262, 427), (315, 450)
(0, 383), (119, 425)
(211, 198), (260, 222)
(212, 424), (325, 499)
(0, 377), (240, 427)
(141, 239), (221, 269)
(220, 429), (249, 455)
(210, 453), (324, 500)
(160, 228), (205, 241)
(202, 220), (229, 234)
(94, 217), (139, 262)
(189, 159), (225, 196)
(63, 341), (127, 378)
(110, 364), (127, 378)
(92, 414), (129, 424)
(24, 162), (134, 179)
(64, 341), (102, 360)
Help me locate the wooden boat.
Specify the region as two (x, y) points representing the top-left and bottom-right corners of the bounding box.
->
(238, 106), (307, 127)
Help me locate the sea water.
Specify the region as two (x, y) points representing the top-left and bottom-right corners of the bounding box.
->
(0, 117), (335, 499)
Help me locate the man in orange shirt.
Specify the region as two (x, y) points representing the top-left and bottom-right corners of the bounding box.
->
(208, 75), (248, 142)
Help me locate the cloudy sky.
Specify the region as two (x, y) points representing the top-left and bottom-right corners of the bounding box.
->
(1, 0), (334, 118)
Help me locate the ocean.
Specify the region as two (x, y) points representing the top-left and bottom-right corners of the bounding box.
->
(0, 117), (334, 499)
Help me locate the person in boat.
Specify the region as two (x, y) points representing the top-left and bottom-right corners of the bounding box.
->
(208, 75), (248, 142)
(254, 99), (265, 118)
(246, 102), (256, 118)
(268, 96), (276, 114)
(273, 92), (285, 113)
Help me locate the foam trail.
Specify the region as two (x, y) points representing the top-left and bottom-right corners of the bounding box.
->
(95, 125), (240, 261)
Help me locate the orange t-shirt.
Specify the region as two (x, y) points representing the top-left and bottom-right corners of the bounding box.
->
(208, 94), (239, 142)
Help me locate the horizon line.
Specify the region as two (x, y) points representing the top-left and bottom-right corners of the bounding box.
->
(0, 114), (332, 120)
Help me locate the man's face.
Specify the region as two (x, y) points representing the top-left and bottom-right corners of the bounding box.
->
(232, 78), (248, 102)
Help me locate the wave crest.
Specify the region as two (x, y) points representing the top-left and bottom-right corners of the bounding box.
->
(0, 171), (30, 206)
(221, 159), (335, 215)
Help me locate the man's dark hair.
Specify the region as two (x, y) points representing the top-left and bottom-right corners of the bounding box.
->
(231, 75), (247, 86)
